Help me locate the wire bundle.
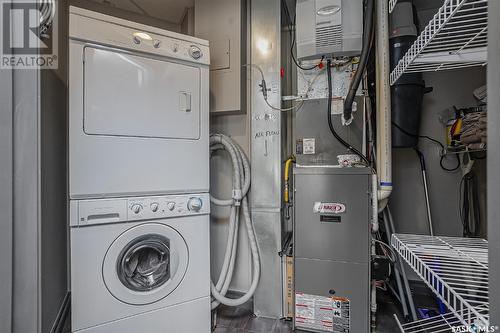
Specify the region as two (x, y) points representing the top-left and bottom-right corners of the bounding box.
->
(460, 171), (481, 237)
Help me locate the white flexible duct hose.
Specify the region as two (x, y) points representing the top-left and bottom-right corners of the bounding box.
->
(209, 134), (260, 309)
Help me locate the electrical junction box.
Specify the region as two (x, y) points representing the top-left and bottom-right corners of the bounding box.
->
(293, 167), (371, 333)
(195, 0), (246, 114)
(296, 0), (363, 60)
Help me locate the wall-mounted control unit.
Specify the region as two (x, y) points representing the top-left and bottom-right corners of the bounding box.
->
(296, 0), (363, 60)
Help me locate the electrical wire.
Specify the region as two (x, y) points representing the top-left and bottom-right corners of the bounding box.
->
(326, 59), (370, 166)
(374, 239), (397, 262)
(392, 121), (461, 172)
(459, 171), (481, 237)
(243, 64), (304, 112)
(265, 98), (304, 112)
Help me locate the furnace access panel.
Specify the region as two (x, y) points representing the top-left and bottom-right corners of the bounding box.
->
(293, 167), (371, 333)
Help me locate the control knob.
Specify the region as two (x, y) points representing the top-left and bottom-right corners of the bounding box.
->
(167, 202), (176, 211)
(187, 197), (203, 212)
(150, 202), (159, 212)
(131, 204), (142, 214)
(189, 45), (202, 60)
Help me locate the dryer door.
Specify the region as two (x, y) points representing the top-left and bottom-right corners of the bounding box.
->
(83, 46), (200, 140)
(103, 223), (188, 305)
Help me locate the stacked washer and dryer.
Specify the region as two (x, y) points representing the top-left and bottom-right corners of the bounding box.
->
(69, 7), (211, 332)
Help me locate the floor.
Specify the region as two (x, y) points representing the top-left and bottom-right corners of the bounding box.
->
(62, 288), (437, 332)
(213, 291), (405, 333)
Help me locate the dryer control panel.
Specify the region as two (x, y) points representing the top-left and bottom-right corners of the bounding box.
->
(70, 193), (210, 227)
(69, 6), (210, 66)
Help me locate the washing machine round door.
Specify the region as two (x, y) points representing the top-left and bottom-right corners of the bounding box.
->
(102, 223), (188, 305)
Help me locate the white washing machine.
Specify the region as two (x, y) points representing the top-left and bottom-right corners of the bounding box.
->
(69, 6), (210, 199)
(68, 6), (211, 332)
(70, 193), (210, 332)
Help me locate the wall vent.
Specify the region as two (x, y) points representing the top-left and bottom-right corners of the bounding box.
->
(315, 25), (342, 48)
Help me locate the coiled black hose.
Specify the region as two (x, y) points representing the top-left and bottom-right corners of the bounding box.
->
(327, 59), (369, 165)
(344, 0), (375, 123)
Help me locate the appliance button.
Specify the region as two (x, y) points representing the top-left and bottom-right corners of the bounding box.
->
(167, 202), (176, 211)
(187, 197), (203, 212)
(131, 204), (142, 214)
(153, 39), (161, 48)
(150, 202), (159, 212)
(189, 46), (202, 60)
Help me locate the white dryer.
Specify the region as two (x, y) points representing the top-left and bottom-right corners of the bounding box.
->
(69, 7), (210, 199)
(70, 194), (210, 332)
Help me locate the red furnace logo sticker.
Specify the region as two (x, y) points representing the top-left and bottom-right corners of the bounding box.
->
(313, 202), (346, 214)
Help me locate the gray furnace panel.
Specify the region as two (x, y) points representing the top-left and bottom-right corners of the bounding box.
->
(293, 167), (371, 333)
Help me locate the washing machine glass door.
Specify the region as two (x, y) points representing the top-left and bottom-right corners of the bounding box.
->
(118, 234), (171, 292)
(103, 223), (189, 305)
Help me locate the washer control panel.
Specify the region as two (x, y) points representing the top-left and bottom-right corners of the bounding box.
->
(72, 193), (209, 226)
(127, 194), (209, 221)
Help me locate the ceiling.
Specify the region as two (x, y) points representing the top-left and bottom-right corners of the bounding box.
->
(90, 0), (194, 24)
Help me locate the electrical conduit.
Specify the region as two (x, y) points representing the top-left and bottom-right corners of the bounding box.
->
(209, 134), (261, 309)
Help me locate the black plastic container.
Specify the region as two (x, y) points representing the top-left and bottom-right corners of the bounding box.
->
(390, 35), (429, 148)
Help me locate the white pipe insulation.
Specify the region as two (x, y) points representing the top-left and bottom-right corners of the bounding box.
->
(209, 134), (261, 310)
(375, 0), (393, 208)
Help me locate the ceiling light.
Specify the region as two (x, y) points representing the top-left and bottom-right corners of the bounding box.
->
(256, 38), (272, 55)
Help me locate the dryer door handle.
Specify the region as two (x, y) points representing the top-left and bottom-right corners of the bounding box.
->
(179, 91), (192, 112)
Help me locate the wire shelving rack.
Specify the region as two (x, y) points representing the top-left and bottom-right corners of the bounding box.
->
(391, 234), (489, 330)
(390, 0), (488, 85)
(389, 0), (398, 13)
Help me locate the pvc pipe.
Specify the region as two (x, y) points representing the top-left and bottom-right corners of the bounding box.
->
(375, 0), (393, 206)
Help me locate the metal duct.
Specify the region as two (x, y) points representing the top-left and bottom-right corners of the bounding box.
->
(249, 0), (283, 319)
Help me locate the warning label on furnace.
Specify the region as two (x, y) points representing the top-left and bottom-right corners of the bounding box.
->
(295, 292), (350, 333)
(296, 138), (316, 155)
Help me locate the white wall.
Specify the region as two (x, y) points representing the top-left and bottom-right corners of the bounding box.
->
(70, 0), (182, 32)
(391, 67), (487, 238)
(487, 0), (500, 323)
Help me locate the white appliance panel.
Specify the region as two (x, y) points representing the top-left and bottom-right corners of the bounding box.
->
(70, 215), (210, 331)
(75, 297), (210, 332)
(69, 7), (210, 199)
(69, 46), (209, 199)
(84, 47), (201, 139)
